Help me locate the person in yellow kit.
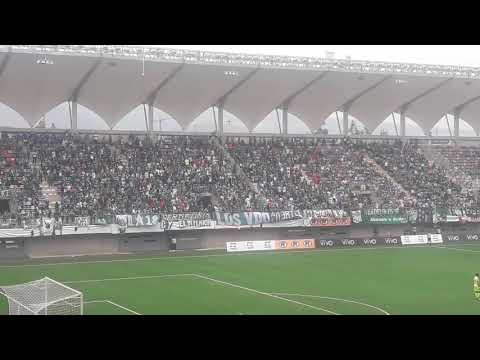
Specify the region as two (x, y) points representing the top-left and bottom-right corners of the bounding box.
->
(474, 273), (480, 301)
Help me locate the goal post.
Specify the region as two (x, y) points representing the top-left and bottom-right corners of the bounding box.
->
(0, 277), (83, 315)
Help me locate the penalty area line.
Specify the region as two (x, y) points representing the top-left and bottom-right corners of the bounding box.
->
(69, 273), (339, 315)
(191, 274), (339, 315)
(83, 300), (108, 304)
(270, 293), (390, 315)
(84, 299), (141, 315)
(430, 245), (480, 253)
(105, 300), (141, 315)
(64, 273), (195, 284)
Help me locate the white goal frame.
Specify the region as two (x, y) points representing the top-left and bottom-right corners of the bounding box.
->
(0, 277), (84, 315)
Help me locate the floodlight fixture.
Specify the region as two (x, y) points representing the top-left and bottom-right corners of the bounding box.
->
(224, 70), (239, 76)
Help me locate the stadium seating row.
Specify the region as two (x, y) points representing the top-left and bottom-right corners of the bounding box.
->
(1, 132), (479, 221)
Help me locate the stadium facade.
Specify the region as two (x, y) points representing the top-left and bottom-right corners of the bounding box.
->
(2, 46), (480, 262)
(1, 45), (480, 138)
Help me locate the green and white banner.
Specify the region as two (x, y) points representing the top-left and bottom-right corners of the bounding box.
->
(433, 208), (480, 224)
(352, 209), (416, 225)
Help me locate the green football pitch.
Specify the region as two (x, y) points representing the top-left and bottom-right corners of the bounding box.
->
(1, 243), (480, 315)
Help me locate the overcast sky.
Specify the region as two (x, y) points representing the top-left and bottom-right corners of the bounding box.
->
(1, 45), (479, 136)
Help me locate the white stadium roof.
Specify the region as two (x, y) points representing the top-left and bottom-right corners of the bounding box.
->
(1, 45), (480, 134)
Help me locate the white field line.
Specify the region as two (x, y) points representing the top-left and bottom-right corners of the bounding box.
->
(29, 252), (132, 259)
(0, 244), (461, 269)
(270, 293), (390, 315)
(446, 243), (480, 247)
(105, 300), (141, 315)
(66, 273), (339, 315)
(191, 274), (339, 315)
(64, 273), (194, 284)
(430, 245), (480, 253)
(83, 299), (141, 315)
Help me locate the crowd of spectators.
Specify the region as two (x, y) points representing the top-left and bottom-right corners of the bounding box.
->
(1, 132), (480, 223)
(227, 137), (410, 211)
(364, 140), (480, 209)
(0, 132), (250, 220)
(424, 145), (480, 205)
(435, 145), (480, 178)
(0, 134), (45, 220)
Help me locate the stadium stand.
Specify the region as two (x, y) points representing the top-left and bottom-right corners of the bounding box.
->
(363, 140), (480, 209)
(420, 144), (480, 204)
(435, 146), (480, 178)
(0, 133), (254, 221)
(1, 46), (480, 223)
(4, 131), (480, 223)
(226, 137), (411, 211)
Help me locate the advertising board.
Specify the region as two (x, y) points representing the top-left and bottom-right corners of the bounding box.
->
(226, 239), (315, 253)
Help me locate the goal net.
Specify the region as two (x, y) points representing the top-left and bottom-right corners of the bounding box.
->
(0, 277), (83, 315)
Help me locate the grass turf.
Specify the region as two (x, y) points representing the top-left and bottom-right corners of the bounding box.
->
(1, 244), (480, 315)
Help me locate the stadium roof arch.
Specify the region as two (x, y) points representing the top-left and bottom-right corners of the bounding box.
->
(1, 45), (480, 136)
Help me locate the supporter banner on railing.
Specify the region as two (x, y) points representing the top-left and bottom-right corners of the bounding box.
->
(161, 213), (214, 230)
(40, 218), (55, 236)
(74, 217), (90, 228)
(215, 210), (306, 227)
(463, 209), (480, 223)
(0, 218), (16, 229)
(226, 239), (315, 253)
(161, 213), (210, 222)
(415, 208), (434, 225)
(303, 209), (351, 227)
(352, 209), (415, 225)
(92, 217), (111, 226)
(215, 210), (350, 227)
(433, 208), (480, 224)
(115, 214), (160, 227)
(115, 214), (159, 234)
(114, 212), (214, 232)
(22, 218), (39, 230)
(4, 206), (480, 238)
(363, 208), (410, 224)
(309, 217), (351, 227)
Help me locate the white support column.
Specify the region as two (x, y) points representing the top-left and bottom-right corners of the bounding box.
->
(282, 104), (288, 135)
(217, 103), (224, 136)
(148, 103), (154, 133)
(454, 109), (460, 138)
(342, 108), (349, 136)
(400, 110), (406, 138)
(71, 100), (78, 130)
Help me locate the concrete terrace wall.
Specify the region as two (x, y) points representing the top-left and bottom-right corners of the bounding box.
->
(2, 223), (480, 261)
(25, 234), (119, 258)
